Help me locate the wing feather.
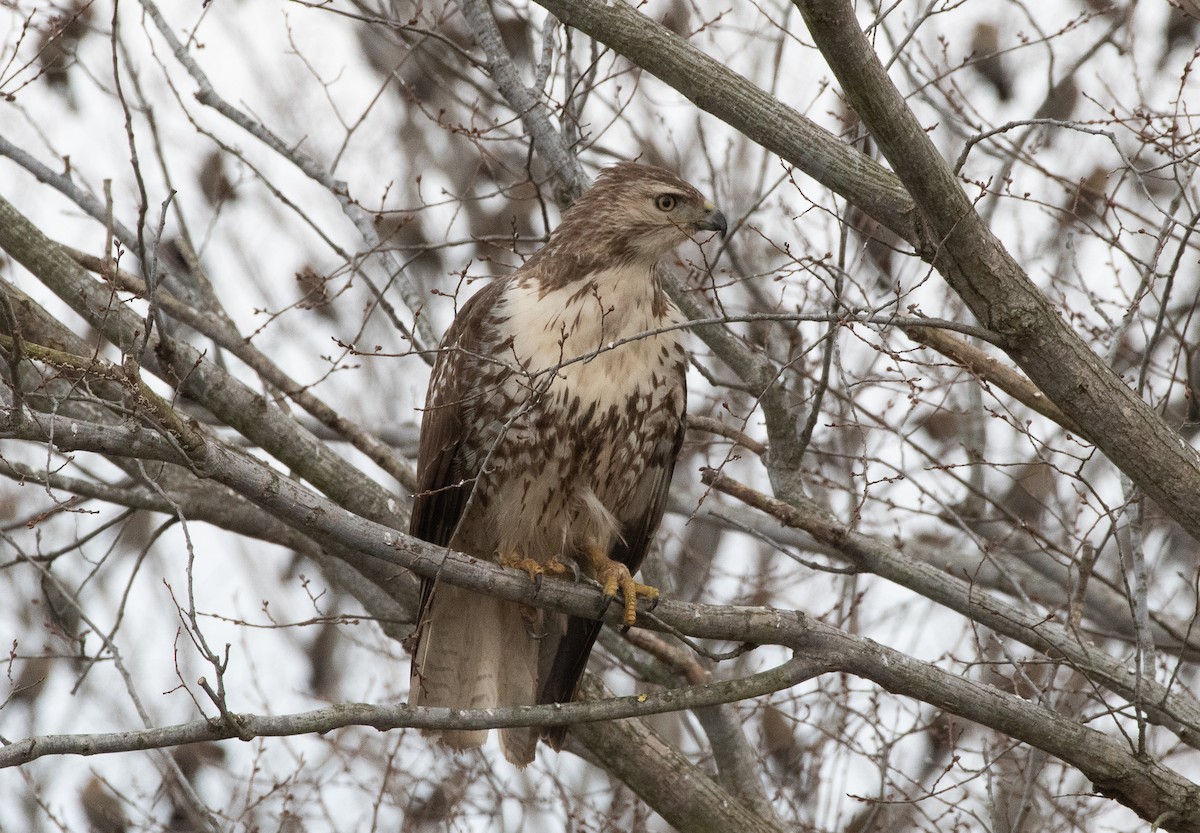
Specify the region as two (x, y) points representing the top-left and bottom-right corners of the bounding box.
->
(410, 280), (508, 616)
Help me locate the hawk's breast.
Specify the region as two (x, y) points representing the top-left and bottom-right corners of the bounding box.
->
(464, 267), (686, 560)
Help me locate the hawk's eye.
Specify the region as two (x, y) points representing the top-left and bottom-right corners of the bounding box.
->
(654, 194), (678, 212)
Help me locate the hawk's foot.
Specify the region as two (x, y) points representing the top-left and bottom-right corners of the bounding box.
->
(585, 548), (660, 626)
(519, 604), (545, 639)
(499, 552), (572, 589)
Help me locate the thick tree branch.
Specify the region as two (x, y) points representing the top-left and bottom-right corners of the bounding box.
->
(618, 629), (778, 821)
(4, 393), (1198, 828)
(531, 0), (918, 239)
(0, 194), (406, 533)
(572, 676), (792, 833)
(698, 469), (1200, 752)
(792, 0), (1200, 547)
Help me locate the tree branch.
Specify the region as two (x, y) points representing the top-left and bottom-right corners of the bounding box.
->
(792, 0), (1200, 548)
(904, 324), (1082, 434)
(455, 0), (588, 202)
(571, 676), (793, 833)
(0, 194), (407, 534)
(5, 386), (1200, 827)
(697, 468), (1200, 751)
(531, 0), (918, 239)
(0, 656), (818, 769)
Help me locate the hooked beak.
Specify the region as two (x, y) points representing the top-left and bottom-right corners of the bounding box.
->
(695, 201), (729, 239)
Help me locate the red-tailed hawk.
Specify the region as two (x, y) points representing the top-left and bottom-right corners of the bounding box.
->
(408, 162), (727, 765)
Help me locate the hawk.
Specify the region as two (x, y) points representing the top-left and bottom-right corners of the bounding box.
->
(408, 162), (727, 766)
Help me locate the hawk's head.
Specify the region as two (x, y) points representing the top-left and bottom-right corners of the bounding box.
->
(550, 162), (727, 269)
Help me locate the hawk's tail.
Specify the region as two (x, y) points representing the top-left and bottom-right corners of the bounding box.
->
(409, 582), (540, 766)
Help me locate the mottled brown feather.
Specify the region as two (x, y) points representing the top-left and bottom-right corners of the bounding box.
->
(408, 280), (505, 550)
(537, 409), (686, 750)
(408, 161), (721, 765)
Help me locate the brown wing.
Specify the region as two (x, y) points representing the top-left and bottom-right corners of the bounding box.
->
(409, 280), (508, 612)
(538, 388), (687, 749)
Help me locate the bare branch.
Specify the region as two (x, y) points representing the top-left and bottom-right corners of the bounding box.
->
(698, 468), (1200, 751)
(792, 0), (1200, 547)
(0, 656), (816, 769)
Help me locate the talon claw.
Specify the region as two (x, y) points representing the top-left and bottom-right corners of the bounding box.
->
(584, 547), (660, 627)
(499, 551), (573, 600)
(520, 604), (545, 639)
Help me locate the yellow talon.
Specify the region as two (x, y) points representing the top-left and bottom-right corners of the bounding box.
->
(499, 552), (572, 584)
(585, 547), (659, 626)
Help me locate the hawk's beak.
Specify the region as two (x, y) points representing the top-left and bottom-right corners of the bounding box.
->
(696, 201), (728, 239)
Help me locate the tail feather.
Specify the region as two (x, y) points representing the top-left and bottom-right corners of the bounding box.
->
(410, 583), (541, 764)
(498, 727), (539, 766)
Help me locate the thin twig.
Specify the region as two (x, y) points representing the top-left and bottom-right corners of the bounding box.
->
(687, 414), (767, 456)
(455, 0), (588, 201)
(904, 324), (1083, 435)
(135, 0), (437, 353)
(64, 246), (417, 490)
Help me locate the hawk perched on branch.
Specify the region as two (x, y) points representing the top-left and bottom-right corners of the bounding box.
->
(408, 162), (727, 765)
